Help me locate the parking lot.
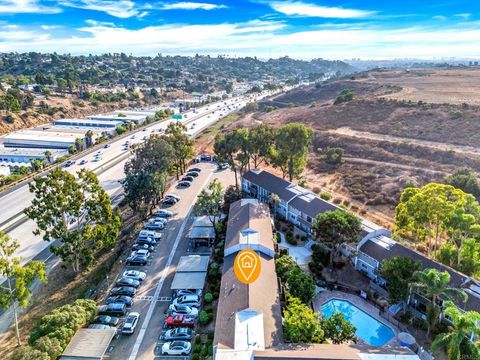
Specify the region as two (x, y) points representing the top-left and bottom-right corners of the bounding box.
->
(99, 161), (234, 360)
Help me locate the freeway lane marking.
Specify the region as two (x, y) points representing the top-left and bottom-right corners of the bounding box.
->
(128, 170), (214, 360)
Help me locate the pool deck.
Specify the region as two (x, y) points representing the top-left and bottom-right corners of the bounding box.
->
(314, 290), (411, 353)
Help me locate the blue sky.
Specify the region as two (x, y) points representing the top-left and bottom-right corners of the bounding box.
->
(0, 0), (479, 59)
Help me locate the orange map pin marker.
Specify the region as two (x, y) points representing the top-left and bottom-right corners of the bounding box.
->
(234, 249), (261, 284)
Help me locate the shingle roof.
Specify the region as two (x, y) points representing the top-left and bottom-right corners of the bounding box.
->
(243, 170), (297, 202)
(360, 238), (480, 311)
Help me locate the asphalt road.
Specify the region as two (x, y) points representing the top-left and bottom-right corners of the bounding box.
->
(0, 91), (273, 264)
(102, 162), (235, 360)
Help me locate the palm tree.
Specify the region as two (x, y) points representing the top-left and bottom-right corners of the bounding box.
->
(44, 150), (52, 163)
(410, 268), (468, 339)
(432, 301), (480, 360)
(85, 130), (94, 148)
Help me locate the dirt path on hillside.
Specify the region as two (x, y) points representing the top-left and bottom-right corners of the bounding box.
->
(325, 127), (480, 157)
(343, 157), (448, 175)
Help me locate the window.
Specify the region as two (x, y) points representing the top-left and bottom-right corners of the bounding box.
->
(306, 216), (312, 223)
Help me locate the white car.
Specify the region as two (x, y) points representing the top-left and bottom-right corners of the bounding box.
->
(151, 217), (168, 224)
(175, 289), (202, 297)
(161, 341), (191, 356)
(144, 219), (165, 230)
(138, 230), (161, 241)
(154, 209), (173, 218)
(172, 295), (201, 308)
(122, 312), (140, 334)
(132, 249), (150, 258)
(123, 270), (146, 281)
(168, 304), (198, 317)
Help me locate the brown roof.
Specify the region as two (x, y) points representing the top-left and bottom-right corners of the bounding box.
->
(254, 344), (360, 359)
(225, 199), (274, 253)
(214, 253), (283, 350)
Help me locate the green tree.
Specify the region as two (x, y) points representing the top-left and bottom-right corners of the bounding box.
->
(286, 267), (316, 304)
(85, 130), (94, 148)
(431, 301), (480, 360)
(194, 179), (223, 242)
(283, 297), (324, 343)
(312, 210), (362, 269)
(25, 168), (121, 273)
(272, 123), (312, 181)
(379, 256), (422, 304)
(222, 185), (243, 213)
(334, 89), (354, 105)
(249, 124), (275, 168)
(437, 239), (480, 276)
(321, 312), (357, 344)
(0, 232), (46, 345)
(214, 131), (242, 189)
(410, 268), (468, 338)
(164, 121), (194, 178)
(446, 168), (480, 199)
(44, 150), (52, 164)
(11, 346), (50, 360)
(275, 254), (298, 282)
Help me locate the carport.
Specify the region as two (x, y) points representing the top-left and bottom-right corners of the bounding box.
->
(171, 255), (209, 291)
(60, 328), (116, 360)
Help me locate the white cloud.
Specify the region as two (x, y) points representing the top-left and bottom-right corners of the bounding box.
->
(432, 15), (446, 21)
(270, 1), (376, 19)
(455, 13), (471, 20)
(2, 21), (480, 60)
(161, 2), (227, 11)
(59, 0), (140, 18)
(0, 0), (61, 14)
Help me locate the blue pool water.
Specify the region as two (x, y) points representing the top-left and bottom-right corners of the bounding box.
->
(320, 299), (394, 346)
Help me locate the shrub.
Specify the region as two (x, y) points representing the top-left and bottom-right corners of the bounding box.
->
(195, 335), (202, 345)
(311, 244), (330, 267)
(334, 89), (353, 105)
(276, 232), (281, 243)
(199, 310), (210, 325)
(312, 187), (321, 194)
(275, 255), (298, 281)
(204, 292), (213, 303)
(286, 234), (297, 245)
(191, 354), (200, 360)
(320, 191), (332, 201)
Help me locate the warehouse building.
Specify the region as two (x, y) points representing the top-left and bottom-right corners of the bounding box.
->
(0, 146), (67, 164)
(88, 113), (146, 125)
(54, 118), (123, 129)
(3, 130), (84, 149)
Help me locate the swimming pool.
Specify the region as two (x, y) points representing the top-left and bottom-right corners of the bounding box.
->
(320, 299), (395, 346)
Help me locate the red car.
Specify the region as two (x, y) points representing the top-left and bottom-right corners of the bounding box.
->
(165, 314), (195, 328)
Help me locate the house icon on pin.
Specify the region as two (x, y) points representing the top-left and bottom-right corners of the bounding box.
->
(240, 254), (255, 268)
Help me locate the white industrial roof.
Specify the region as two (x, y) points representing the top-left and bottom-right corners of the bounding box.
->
(0, 146), (67, 157)
(54, 119), (122, 127)
(176, 255), (209, 272)
(4, 131), (80, 143)
(234, 309), (265, 351)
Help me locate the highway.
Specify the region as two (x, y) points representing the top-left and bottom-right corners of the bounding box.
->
(0, 89), (281, 265)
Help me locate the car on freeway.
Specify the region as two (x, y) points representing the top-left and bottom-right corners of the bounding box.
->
(122, 312), (140, 335)
(163, 197), (177, 205)
(168, 304), (199, 317)
(65, 160), (75, 167)
(186, 171), (199, 177)
(165, 194), (181, 201)
(138, 230), (161, 241)
(115, 277), (140, 288)
(110, 286), (137, 297)
(161, 341), (192, 356)
(104, 144), (110, 148)
(189, 167), (202, 173)
(105, 295), (134, 307)
(162, 327), (193, 341)
(79, 159), (88, 165)
(165, 314), (196, 328)
(131, 243), (154, 253)
(177, 181), (191, 188)
(175, 289), (203, 297)
(172, 295), (201, 308)
(123, 270), (146, 282)
(126, 254), (148, 266)
(144, 219), (165, 230)
(98, 303), (127, 317)
(93, 156), (102, 162)
(153, 209), (173, 218)
(93, 315), (120, 327)
(181, 175), (194, 182)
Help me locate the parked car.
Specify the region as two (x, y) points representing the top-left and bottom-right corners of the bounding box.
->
(136, 237), (156, 247)
(186, 171), (199, 177)
(177, 181), (191, 188)
(116, 277), (140, 288)
(168, 304), (198, 317)
(123, 270), (146, 282)
(93, 315), (120, 326)
(132, 249), (150, 258)
(126, 254), (148, 266)
(163, 327), (193, 341)
(175, 289), (203, 297)
(181, 175), (194, 182)
(163, 197), (177, 205)
(88, 324), (115, 330)
(161, 341), (192, 356)
(98, 303), (127, 317)
(218, 163), (229, 170)
(110, 286), (137, 297)
(131, 243), (154, 253)
(105, 295), (134, 307)
(165, 194), (181, 202)
(138, 230), (161, 241)
(122, 312), (140, 335)
(189, 168), (201, 173)
(150, 217), (168, 224)
(144, 220), (165, 230)
(165, 314), (196, 328)
(153, 209), (173, 218)
(172, 294), (201, 308)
